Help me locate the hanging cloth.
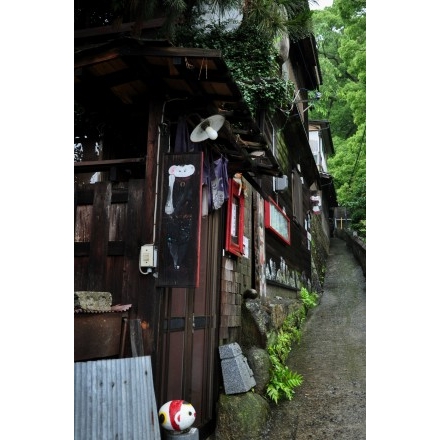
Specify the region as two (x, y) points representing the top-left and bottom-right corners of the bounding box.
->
(172, 117), (229, 212)
(174, 116), (199, 153)
(211, 155), (229, 210)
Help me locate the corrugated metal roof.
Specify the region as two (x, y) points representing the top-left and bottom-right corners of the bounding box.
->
(74, 356), (161, 440)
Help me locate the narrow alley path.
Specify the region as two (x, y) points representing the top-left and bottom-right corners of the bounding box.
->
(266, 237), (366, 439)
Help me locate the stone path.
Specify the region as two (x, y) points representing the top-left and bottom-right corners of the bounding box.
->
(265, 237), (366, 439)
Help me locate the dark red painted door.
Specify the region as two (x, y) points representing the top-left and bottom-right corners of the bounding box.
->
(157, 213), (221, 437)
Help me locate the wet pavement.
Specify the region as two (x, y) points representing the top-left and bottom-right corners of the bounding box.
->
(265, 237), (366, 439)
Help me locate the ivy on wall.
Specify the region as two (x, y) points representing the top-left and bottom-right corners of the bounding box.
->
(174, 21), (296, 118)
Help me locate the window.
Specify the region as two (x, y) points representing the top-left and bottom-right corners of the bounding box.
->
(265, 198), (290, 244)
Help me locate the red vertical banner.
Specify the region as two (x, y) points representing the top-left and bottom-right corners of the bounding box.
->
(157, 153), (203, 287)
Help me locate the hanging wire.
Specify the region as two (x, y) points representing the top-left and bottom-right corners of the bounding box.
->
(279, 88), (321, 114)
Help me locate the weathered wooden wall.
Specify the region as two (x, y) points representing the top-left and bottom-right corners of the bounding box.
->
(74, 179), (159, 356)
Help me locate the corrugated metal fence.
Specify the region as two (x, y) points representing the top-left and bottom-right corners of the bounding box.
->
(74, 356), (161, 440)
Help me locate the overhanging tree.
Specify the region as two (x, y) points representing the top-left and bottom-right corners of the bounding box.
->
(311, 0), (366, 237)
(75, 0), (318, 39)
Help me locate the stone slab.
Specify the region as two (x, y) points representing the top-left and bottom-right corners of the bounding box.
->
(75, 291), (112, 311)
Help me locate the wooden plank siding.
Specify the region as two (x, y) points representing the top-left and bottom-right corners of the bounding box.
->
(258, 171), (311, 280)
(88, 183), (111, 290)
(121, 179), (145, 307)
(264, 222), (311, 281)
(74, 180), (159, 357)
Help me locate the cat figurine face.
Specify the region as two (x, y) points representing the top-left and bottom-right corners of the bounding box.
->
(164, 164), (196, 216)
(158, 400), (196, 432)
(168, 164), (195, 177)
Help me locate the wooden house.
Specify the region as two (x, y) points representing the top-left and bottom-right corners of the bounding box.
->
(74, 18), (337, 439)
(309, 119), (338, 240)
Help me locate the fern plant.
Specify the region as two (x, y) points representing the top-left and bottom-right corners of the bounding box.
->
(266, 311), (304, 404)
(299, 287), (319, 309)
(266, 288), (320, 404)
(266, 359), (303, 404)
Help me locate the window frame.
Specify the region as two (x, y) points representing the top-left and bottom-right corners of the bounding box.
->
(225, 178), (245, 256)
(264, 197), (291, 245)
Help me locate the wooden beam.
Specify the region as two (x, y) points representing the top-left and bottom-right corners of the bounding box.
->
(74, 18), (166, 39)
(235, 136), (266, 148)
(75, 45), (223, 69)
(74, 158), (145, 173)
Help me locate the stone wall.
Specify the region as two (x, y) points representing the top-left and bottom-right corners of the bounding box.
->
(310, 214), (331, 292)
(335, 228), (366, 277)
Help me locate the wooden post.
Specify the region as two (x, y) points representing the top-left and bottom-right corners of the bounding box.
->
(146, 100), (164, 244)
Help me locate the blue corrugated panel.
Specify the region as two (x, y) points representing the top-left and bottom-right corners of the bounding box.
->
(74, 356), (161, 440)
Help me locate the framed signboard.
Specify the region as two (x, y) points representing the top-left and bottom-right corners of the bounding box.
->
(264, 198), (290, 244)
(225, 178), (244, 256)
(157, 152), (203, 287)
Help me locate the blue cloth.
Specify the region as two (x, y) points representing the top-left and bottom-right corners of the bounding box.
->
(211, 156), (229, 210)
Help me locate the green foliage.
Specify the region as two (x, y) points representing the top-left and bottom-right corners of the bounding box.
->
(76, 1), (313, 116)
(266, 362), (303, 404)
(299, 287), (319, 309)
(173, 2), (312, 117)
(266, 304), (316, 404)
(241, 0), (313, 42)
(175, 20), (297, 117)
(328, 125), (365, 237)
(311, 1), (366, 235)
(266, 324), (303, 404)
(266, 289), (320, 403)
